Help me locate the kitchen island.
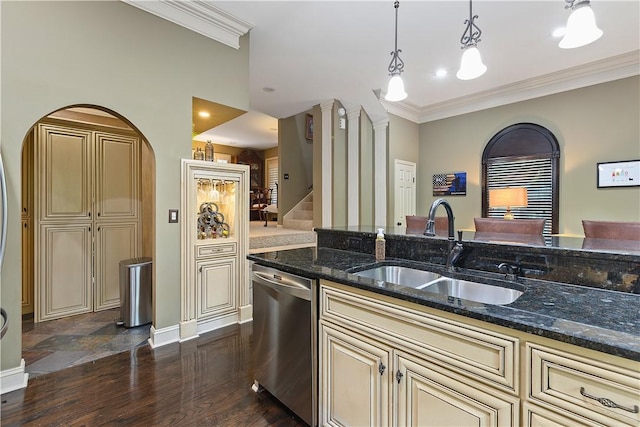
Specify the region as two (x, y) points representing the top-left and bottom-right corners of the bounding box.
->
(248, 227), (640, 426)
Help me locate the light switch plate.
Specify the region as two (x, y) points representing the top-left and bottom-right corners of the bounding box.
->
(168, 209), (179, 223)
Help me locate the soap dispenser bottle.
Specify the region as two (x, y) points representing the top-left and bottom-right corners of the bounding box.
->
(375, 228), (386, 260)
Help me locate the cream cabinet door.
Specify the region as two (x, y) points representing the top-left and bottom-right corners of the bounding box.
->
(95, 132), (139, 220)
(320, 322), (392, 427)
(38, 123), (92, 220)
(396, 351), (519, 427)
(95, 222), (138, 311)
(39, 223), (92, 321)
(196, 256), (237, 319)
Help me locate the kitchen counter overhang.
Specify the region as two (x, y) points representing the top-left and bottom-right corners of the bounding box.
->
(248, 246), (640, 361)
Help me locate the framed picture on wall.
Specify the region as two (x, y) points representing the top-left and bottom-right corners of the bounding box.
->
(305, 114), (313, 140)
(433, 172), (467, 196)
(597, 159), (640, 188)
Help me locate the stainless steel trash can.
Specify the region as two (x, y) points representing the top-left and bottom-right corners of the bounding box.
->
(119, 257), (152, 328)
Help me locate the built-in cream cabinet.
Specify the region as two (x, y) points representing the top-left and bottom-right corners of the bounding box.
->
(32, 122), (141, 321)
(180, 160), (250, 340)
(319, 280), (519, 427)
(319, 280), (640, 427)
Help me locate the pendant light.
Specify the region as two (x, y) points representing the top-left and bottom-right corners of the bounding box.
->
(384, 1), (407, 102)
(456, 0), (487, 81)
(559, 0), (603, 49)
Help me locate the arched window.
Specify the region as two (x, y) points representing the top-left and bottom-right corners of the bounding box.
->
(482, 123), (560, 234)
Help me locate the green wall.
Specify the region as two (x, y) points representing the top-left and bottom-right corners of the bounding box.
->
(388, 114), (420, 227)
(278, 111), (314, 221)
(417, 76), (640, 235)
(1, 1), (249, 371)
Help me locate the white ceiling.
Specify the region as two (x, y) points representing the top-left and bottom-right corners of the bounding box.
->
(133, 1), (640, 150)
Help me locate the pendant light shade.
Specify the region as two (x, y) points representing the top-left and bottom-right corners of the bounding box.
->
(384, 1), (407, 102)
(456, 46), (487, 80)
(559, 0), (603, 49)
(385, 74), (408, 102)
(456, 0), (486, 81)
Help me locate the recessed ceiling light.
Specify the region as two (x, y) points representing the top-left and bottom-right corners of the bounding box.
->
(262, 87), (275, 93)
(552, 27), (566, 38)
(198, 111), (210, 118)
(435, 69), (448, 78)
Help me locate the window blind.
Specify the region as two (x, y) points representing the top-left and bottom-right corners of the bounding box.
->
(266, 158), (278, 205)
(486, 158), (553, 235)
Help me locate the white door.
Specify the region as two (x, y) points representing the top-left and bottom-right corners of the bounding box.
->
(394, 160), (416, 227)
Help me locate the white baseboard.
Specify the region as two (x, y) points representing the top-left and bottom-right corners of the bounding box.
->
(238, 304), (253, 324)
(147, 310), (255, 349)
(148, 324), (180, 349)
(196, 312), (237, 335)
(179, 319), (199, 342)
(0, 359), (29, 394)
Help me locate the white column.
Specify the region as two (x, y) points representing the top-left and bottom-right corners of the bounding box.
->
(347, 107), (361, 226)
(320, 100), (334, 228)
(373, 119), (389, 227)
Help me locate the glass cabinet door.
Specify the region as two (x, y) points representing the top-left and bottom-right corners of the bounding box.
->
(194, 177), (238, 240)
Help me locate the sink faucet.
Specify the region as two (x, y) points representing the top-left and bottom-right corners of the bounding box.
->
(424, 198), (455, 240)
(425, 198), (463, 272)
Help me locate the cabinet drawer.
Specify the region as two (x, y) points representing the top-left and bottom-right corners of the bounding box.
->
(320, 282), (519, 394)
(522, 401), (607, 427)
(195, 242), (237, 259)
(528, 343), (640, 426)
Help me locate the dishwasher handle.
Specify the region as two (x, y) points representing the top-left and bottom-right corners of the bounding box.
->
(253, 271), (311, 301)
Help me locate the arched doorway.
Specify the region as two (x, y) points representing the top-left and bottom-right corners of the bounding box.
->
(21, 105), (155, 373)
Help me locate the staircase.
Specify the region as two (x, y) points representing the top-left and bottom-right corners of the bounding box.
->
(283, 192), (313, 231)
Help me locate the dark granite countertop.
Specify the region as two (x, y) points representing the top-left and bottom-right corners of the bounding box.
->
(248, 247), (640, 361)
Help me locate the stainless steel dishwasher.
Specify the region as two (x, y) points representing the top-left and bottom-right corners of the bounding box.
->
(251, 264), (317, 427)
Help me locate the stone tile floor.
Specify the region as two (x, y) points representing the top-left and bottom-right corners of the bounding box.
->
(22, 308), (150, 378)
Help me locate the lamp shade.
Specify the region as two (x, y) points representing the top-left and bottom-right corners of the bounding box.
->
(559, 3), (603, 49)
(489, 187), (528, 208)
(385, 74), (407, 102)
(456, 46), (487, 80)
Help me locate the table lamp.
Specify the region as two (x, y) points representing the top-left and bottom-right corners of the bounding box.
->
(489, 187), (528, 220)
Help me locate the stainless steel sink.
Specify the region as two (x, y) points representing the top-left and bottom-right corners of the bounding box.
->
(417, 277), (523, 305)
(353, 266), (441, 288)
(352, 266), (523, 305)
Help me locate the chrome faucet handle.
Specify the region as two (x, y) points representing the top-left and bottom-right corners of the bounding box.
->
(498, 262), (519, 280)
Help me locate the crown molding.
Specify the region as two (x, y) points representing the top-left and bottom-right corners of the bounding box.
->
(417, 51), (640, 123)
(380, 99), (422, 123)
(382, 51), (639, 124)
(122, 0), (253, 49)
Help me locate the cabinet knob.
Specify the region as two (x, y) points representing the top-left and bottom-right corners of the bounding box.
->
(396, 370), (404, 383)
(378, 362), (386, 375)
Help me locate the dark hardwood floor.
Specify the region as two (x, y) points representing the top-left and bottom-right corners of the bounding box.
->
(1, 323), (307, 426)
